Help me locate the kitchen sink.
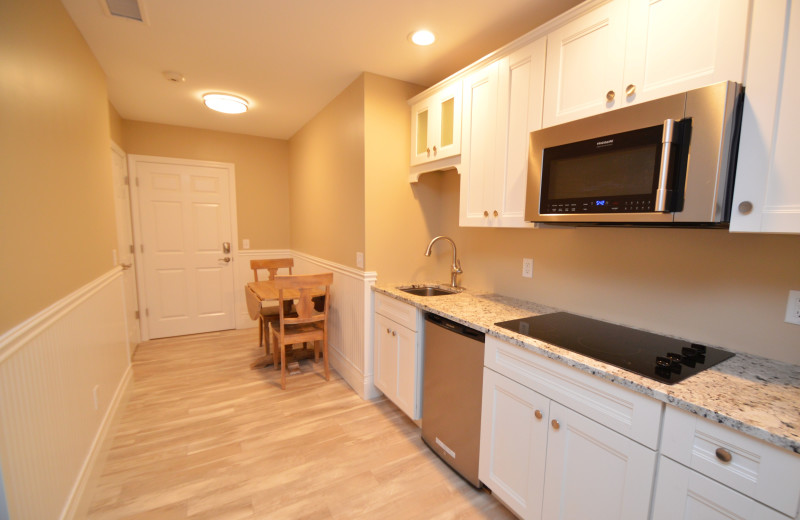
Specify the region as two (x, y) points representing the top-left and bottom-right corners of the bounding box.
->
(398, 285), (460, 296)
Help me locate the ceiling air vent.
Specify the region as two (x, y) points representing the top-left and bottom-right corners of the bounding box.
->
(104, 0), (144, 22)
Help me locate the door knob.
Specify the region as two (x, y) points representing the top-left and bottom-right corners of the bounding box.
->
(120, 262), (132, 270)
(219, 257), (231, 263)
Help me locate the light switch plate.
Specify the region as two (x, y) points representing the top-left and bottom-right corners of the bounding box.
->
(242, 238), (250, 249)
(785, 290), (800, 325)
(356, 252), (364, 269)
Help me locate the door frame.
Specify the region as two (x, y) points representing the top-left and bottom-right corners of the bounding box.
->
(128, 154), (239, 341)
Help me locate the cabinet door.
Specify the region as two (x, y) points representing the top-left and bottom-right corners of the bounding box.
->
(394, 323), (420, 419)
(410, 96), (435, 166)
(542, 0), (628, 127)
(460, 61), (500, 226)
(436, 81), (462, 161)
(731, 0), (800, 233)
(493, 38), (546, 228)
(652, 456), (788, 520)
(541, 402), (657, 520)
(410, 82), (462, 167)
(373, 314), (398, 399)
(479, 368), (549, 520)
(623, 0), (748, 105)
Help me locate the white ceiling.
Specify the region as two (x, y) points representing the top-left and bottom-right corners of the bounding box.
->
(60, 0), (582, 140)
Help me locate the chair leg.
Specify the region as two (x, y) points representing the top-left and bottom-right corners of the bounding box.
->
(258, 316), (263, 348)
(313, 340), (320, 362)
(322, 330), (330, 382)
(280, 344), (287, 390)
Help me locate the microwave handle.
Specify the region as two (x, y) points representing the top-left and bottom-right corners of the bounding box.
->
(655, 119), (676, 212)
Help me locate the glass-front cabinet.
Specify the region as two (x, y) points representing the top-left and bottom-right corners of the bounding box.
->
(410, 80), (462, 167)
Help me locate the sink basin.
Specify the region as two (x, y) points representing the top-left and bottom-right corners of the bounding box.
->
(398, 285), (460, 296)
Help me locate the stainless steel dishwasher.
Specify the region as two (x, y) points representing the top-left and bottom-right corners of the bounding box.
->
(421, 312), (485, 488)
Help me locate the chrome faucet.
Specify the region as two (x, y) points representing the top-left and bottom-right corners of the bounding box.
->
(425, 236), (462, 288)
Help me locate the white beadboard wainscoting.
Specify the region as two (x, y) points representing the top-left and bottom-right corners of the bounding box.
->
(237, 250), (380, 400)
(0, 269), (132, 520)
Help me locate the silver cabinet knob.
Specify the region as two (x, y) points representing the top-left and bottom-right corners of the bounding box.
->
(738, 201), (753, 215)
(551, 419), (560, 430)
(715, 447), (732, 463)
(433, 145), (438, 155)
(493, 210), (499, 217)
(391, 330), (397, 337)
(534, 410), (542, 420)
(606, 90), (615, 102)
(427, 147), (431, 157)
(625, 84), (636, 97)
(386, 328), (391, 334)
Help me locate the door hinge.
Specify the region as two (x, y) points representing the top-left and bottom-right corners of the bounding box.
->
(145, 308), (149, 317)
(135, 177), (139, 187)
(129, 244), (135, 254)
(140, 244), (144, 253)
(134, 310), (140, 320)
(124, 175), (130, 186)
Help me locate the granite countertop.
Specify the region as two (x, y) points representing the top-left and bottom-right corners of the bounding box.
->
(374, 283), (800, 455)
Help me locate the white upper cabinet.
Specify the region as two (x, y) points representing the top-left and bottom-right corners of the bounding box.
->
(543, 0), (629, 127)
(543, 0), (749, 128)
(409, 80), (462, 175)
(731, 0), (800, 234)
(460, 38), (546, 227)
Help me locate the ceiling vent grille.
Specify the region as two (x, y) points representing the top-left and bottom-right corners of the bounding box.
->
(105, 0), (144, 22)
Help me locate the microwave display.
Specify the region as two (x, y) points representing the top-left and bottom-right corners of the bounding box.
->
(539, 123), (684, 215)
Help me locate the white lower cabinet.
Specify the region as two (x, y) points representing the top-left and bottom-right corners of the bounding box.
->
(373, 293), (423, 420)
(652, 456), (788, 520)
(479, 336), (659, 520)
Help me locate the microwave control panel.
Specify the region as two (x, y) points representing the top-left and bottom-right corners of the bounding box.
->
(543, 197), (658, 214)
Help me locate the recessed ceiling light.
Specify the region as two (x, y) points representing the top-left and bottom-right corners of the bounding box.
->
(410, 30), (435, 46)
(202, 93), (248, 114)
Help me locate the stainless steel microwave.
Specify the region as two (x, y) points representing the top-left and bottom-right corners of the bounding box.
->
(525, 81), (744, 226)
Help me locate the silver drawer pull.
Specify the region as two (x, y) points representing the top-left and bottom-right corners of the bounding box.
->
(715, 447), (732, 463)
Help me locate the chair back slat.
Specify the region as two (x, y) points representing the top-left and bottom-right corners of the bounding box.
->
(250, 258), (293, 281)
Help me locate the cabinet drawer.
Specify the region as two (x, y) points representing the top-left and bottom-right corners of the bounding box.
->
(653, 456), (788, 520)
(661, 406), (800, 517)
(374, 293), (419, 331)
(484, 335), (662, 448)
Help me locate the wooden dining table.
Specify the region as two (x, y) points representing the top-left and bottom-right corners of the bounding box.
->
(245, 280), (326, 370)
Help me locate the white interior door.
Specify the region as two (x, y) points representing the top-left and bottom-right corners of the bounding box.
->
(132, 156), (237, 339)
(110, 142), (140, 353)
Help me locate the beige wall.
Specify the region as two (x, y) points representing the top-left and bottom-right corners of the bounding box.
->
(288, 75), (366, 267)
(122, 121), (291, 250)
(108, 102), (124, 146)
(428, 172), (800, 364)
(0, 0), (117, 334)
(363, 73), (445, 281)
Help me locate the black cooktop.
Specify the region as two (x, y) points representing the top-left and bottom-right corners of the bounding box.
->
(494, 312), (734, 385)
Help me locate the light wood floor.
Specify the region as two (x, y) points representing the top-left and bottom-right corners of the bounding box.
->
(82, 329), (515, 519)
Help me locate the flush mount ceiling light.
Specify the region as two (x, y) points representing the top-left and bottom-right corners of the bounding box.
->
(409, 30), (436, 46)
(202, 93), (249, 114)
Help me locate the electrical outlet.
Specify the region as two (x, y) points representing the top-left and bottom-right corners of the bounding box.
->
(242, 238), (250, 249)
(522, 258), (533, 278)
(356, 252), (364, 269)
(785, 290), (800, 326)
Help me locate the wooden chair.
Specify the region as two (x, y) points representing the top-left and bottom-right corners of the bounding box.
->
(268, 273), (332, 390)
(250, 258), (293, 355)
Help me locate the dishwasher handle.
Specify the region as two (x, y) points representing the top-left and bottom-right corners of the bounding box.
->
(425, 312), (485, 342)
